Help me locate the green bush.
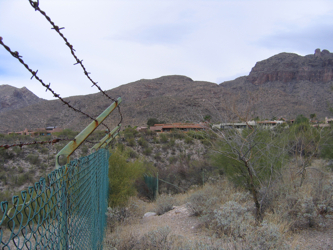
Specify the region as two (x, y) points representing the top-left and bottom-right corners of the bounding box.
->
(147, 118), (160, 127)
(16, 173), (33, 186)
(108, 149), (145, 207)
(168, 139), (175, 147)
(116, 143), (125, 152)
(123, 127), (138, 139)
(184, 136), (193, 144)
(13, 146), (23, 156)
(162, 144), (171, 151)
(0, 171), (7, 184)
(154, 152), (162, 161)
(53, 129), (78, 139)
(153, 136), (159, 144)
(187, 130), (206, 140)
(89, 130), (106, 141)
(18, 166), (24, 173)
(81, 145), (89, 155)
(39, 146), (48, 154)
(126, 138), (136, 147)
(0, 148), (14, 161)
(169, 130), (185, 139)
(0, 190), (11, 202)
(127, 148), (138, 158)
(168, 156), (177, 164)
(159, 133), (168, 143)
(143, 147), (152, 156)
(26, 154), (40, 165)
(147, 118), (164, 127)
(138, 137), (148, 148)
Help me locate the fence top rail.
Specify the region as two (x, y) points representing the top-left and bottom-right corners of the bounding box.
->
(56, 97), (122, 168)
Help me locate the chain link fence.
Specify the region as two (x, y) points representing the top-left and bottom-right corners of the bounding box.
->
(0, 148), (110, 250)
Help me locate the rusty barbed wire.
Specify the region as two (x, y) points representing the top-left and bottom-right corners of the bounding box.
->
(28, 0), (123, 128)
(0, 37), (111, 132)
(0, 138), (69, 149)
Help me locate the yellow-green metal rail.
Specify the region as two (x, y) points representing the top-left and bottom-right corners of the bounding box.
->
(92, 125), (120, 150)
(56, 97), (122, 168)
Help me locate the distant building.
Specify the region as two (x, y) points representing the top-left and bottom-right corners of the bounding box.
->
(256, 120), (284, 129)
(136, 126), (148, 132)
(325, 117), (333, 124)
(212, 121), (256, 131)
(212, 120), (286, 131)
(311, 117), (333, 128)
(7, 127), (63, 136)
(149, 123), (207, 133)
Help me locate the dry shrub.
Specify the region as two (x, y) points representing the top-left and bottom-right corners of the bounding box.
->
(210, 201), (254, 239)
(186, 189), (218, 216)
(104, 226), (171, 250)
(268, 161), (333, 231)
(186, 181), (240, 216)
(106, 197), (146, 232)
(155, 194), (175, 215)
(104, 230), (139, 250)
(138, 226), (172, 249)
(244, 222), (288, 250)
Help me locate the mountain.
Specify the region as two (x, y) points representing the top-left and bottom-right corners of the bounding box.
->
(248, 49), (333, 85)
(0, 85), (44, 114)
(1, 49), (333, 133)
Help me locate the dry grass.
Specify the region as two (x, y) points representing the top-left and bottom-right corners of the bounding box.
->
(104, 160), (333, 249)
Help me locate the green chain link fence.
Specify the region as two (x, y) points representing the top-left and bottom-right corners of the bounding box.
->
(143, 174), (158, 200)
(0, 148), (110, 250)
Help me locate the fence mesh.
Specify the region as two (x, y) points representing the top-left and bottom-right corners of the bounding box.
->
(0, 148), (110, 250)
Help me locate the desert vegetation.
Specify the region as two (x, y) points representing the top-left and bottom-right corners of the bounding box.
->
(1, 115), (333, 249)
(104, 115), (333, 249)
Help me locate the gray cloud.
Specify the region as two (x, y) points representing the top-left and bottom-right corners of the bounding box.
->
(256, 23), (333, 54)
(2, 0), (333, 100)
(108, 23), (194, 45)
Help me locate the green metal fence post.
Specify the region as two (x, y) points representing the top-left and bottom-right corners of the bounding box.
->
(156, 172), (159, 199)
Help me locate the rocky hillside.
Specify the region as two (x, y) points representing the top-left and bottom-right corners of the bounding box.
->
(1, 49), (333, 133)
(248, 49), (333, 84)
(0, 85), (44, 114)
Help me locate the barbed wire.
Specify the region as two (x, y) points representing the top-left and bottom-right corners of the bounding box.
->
(0, 37), (111, 133)
(0, 138), (69, 149)
(28, 0), (123, 128)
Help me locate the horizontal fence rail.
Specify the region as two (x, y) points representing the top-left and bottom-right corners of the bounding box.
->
(0, 148), (110, 250)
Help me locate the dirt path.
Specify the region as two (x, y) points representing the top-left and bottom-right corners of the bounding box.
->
(105, 204), (333, 249)
(138, 204), (200, 238)
(142, 205), (333, 249)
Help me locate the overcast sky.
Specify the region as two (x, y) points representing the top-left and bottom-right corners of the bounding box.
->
(1, 0), (333, 100)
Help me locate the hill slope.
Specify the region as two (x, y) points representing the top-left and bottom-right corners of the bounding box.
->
(0, 85), (44, 114)
(1, 49), (333, 133)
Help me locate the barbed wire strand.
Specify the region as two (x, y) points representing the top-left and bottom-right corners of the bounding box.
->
(0, 138), (69, 149)
(28, 0), (123, 129)
(0, 37), (112, 134)
(0, 137), (106, 149)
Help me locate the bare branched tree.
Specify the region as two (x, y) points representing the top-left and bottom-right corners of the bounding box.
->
(210, 120), (289, 222)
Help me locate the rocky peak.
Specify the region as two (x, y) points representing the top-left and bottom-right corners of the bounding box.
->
(248, 49), (333, 85)
(0, 85), (44, 113)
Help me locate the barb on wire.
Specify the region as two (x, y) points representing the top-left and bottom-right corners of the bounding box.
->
(0, 37), (110, 131)
(27, 0), (123, 127)
(0, 138), (69, 149)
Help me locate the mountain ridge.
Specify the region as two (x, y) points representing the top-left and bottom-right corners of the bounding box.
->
(0, 85), (44, 114)
(1, 49), (333, 133)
